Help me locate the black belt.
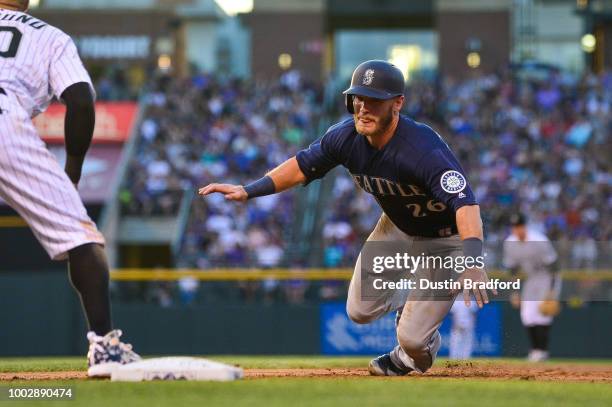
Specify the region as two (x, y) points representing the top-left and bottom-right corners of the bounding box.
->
(400, 224), (459, 238)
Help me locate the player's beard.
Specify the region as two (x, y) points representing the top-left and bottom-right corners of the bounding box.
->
(375, 106), (395, 136)
(355, 105), (395, 138)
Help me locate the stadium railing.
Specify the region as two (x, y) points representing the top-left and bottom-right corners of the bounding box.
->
(109, 268), (612, 281)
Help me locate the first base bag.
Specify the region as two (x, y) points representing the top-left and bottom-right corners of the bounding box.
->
(111, 357), (243, 381)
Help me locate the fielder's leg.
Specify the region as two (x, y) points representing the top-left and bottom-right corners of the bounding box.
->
(521, 299), (553, 361)
(0, 122), (139, 376)
(531, 324), (551, 361)
(67, 240), (143, 377)
(68, 243), (112, 335)
(526, 325), (538, 360)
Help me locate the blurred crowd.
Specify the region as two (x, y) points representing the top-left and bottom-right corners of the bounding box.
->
(117, 71), (323, 303)
(90, 65), (316, 278)
(321, 68), (611, 269)
(92, 64), (147, 101)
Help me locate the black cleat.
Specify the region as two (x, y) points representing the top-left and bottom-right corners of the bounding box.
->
(368, 353), (412, 376)
(87, 329), (141, 377)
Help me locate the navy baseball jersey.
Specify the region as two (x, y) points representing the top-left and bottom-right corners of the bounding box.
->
(296, 115), (477, 238)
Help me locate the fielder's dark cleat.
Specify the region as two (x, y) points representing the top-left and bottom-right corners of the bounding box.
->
(368, 353), (412, 376)
(87, 329), (141, 377)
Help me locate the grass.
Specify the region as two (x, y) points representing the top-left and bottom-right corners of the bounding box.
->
(0, 356), (372, 373)
(0, 356), (610, 407)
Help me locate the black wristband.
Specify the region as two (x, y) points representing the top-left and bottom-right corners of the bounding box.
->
(462, 237), (483, 258)
(243, 176), (276, 200)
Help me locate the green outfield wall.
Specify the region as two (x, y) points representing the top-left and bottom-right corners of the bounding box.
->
(0, 273), (609, 358)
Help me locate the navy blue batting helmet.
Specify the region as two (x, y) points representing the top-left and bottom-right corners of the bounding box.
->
(343, 60), (405, 114)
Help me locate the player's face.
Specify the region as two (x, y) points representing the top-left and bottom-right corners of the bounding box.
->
(352, 95), (402, 137)
(512, 225), (527, 241)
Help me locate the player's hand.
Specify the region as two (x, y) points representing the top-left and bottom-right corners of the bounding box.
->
(198, 183), (248, 202)
(453, 268), (497, 309)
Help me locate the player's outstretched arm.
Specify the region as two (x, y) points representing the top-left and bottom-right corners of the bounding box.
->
(454, 204), (497, 308)
(198, 156), (306, 202)
(456, 205), (483, 240)
(61, 82), (95, 186)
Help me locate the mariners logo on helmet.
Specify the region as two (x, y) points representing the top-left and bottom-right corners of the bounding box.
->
(342, 60), (405, 114)
(362, 69), (375, 85)
(440, 170), (466, 193)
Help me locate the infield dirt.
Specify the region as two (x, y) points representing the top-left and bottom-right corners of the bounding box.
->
(1, 361), (610, 382)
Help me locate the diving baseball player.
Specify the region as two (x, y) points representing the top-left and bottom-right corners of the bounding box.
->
(0, 1), (139, 376)
(503, 213), (560, 362)
(201, 60), (496, 375)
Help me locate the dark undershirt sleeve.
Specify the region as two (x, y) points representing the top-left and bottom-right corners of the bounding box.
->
(61, 82), (95, 184)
